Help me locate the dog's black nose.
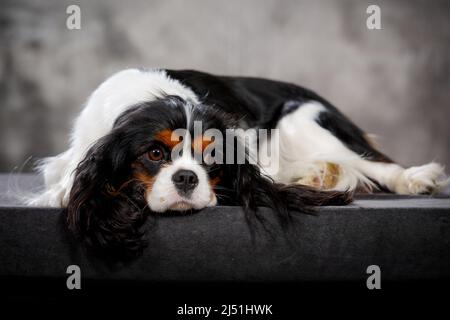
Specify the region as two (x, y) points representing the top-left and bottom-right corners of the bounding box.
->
(172, 169), (199, 195)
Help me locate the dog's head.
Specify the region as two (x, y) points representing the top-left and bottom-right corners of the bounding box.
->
(67, 78), (351, 259)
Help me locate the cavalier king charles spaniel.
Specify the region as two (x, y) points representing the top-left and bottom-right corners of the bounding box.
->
(29, 68), (448, 257)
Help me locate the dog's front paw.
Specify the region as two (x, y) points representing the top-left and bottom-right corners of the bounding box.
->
(394, 163), (449, 195)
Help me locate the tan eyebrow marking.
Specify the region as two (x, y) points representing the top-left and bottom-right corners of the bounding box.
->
(155, 129), (181, 149)
(192, 134), (213, 153)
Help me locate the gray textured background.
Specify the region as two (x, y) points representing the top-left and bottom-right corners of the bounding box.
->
(0, 0), (449, 172)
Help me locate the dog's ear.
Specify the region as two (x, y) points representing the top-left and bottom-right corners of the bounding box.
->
(66, 135), (148, 259)
(231, 162), (352, 227)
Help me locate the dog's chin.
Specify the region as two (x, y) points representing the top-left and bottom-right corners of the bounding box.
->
(148, 192), (217, 213)
(168, 200), (196, 211)
(147, 198), (202, 214)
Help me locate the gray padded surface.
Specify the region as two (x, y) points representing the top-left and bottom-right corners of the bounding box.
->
(0, 174), (449, 282)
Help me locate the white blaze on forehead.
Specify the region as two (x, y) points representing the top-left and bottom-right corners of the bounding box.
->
(182, 101), (194, 160)
(170, 99), (197, 161)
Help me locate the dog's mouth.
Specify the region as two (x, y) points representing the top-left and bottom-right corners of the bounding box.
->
(168, 200), (195, 211)
(148, 191), (217, 213)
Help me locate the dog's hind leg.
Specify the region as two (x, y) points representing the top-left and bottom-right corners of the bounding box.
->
(266, 100), (449, 194)
(354, 160), (448, 195)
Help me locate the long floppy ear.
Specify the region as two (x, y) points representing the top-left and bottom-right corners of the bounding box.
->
(232, 162), (352, 227)
(66, 136), (149, 259)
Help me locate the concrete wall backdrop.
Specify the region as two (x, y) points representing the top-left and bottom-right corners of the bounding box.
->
(0, 0), (449, 172)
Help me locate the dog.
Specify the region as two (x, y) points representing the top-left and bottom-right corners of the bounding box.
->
(29, 68), (448, 256)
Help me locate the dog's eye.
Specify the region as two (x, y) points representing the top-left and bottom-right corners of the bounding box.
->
(147, 146), (164, 161)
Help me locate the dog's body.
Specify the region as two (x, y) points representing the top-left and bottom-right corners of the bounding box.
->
(29, 68), (448, 256)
